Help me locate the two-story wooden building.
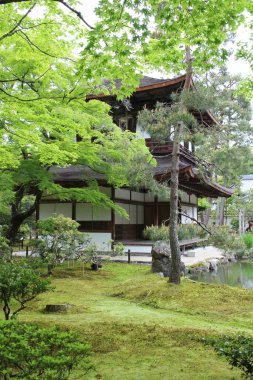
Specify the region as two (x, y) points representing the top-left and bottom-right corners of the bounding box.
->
(38, 75), (232, 248)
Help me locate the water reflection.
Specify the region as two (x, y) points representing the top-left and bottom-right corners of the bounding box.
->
(190, 262), (253, 289)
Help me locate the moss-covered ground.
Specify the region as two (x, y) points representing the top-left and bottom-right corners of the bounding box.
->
(19, 263), (253, 379)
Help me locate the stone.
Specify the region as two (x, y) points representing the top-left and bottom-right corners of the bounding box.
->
(209, 258), (219, 272)
(219, 257), (229, 265)
(45, 304), (71, 313)
(151, 241), (185, 277)
(185, 250), (195, 257)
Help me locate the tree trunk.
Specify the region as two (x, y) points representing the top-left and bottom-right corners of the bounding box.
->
(3, 302), (10, 320)
(5, 189), (42, 246)
(219, 197), (226, 225)
(169, 122), (183, 284)
(215, 198), (220, 225)
(169, 46), (192, 284)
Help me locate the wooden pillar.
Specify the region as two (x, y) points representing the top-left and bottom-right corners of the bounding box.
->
(72, 202), (76, 221)
(35, 204), (39, 223)
(154, 196), (158, 226)
(111, 187), (116, 241)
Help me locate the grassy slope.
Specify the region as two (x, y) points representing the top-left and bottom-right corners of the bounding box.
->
(18, 263), (253, 380)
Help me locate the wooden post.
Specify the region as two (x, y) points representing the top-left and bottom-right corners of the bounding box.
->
(72, 201), (76, 221)
(111, 187), (116, 241)
(127, 249), (131, 264)
(154, 196), (158, 226)
(26, 246), (29, 257)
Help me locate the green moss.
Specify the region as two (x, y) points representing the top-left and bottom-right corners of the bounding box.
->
(15, 263), (251, 379)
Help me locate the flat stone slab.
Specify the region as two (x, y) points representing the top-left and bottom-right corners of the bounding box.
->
(45, 304), (71, 313)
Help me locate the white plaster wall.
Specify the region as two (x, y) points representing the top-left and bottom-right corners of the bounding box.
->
(131, 191), (145, 202)
(145, 193), (154, 202)
(241, 180), (253, 192)
(55, 203), (72, 217)
(193, 206), (198, 220)
(39, 203), (72, 219)
(99, 186), (112, 197)
(181, 205), (193, 224)
(93, 206), (111, 221)
(130, 205), (137, 224)
(76, 203), (92, 221)
(137, 205), (144, 224)
(115, 203), (129, 224)
(115, 188), (130, 200)
(180, 191), (190, 203)
(85, 232), (112, 251)
(190, 194), (197, 205)
(157, 194), (169, 202)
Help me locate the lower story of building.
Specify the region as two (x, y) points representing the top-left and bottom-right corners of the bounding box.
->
(38, 187), (198, 249)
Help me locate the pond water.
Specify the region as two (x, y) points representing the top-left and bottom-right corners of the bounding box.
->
(190, 262), (253, 289)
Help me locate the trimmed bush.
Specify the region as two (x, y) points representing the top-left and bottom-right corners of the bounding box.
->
(0, 321), (91, 379)
(207, 335), (253, 379)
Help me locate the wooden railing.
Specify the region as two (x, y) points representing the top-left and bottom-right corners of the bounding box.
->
(145, 139), (196, 164)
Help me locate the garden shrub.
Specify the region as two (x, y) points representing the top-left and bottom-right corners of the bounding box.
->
(0, 260), (51, 320)
(207, 335), (253, 379)
(242, 233), (253, 250)
(0, 320), (91, 379)
(143, 223), (207, 241)
(209, 226), (247, 256)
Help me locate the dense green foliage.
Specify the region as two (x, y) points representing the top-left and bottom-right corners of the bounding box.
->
(242, 233), (253, 250)
(0, 320), (91, 380)
(0, 1), (156, 244)
(196, 71), (252, 187)
(0, 260), (50, 319)
(35, 215), (93, 271)
(208, 226), (247, 256)
(90, 0), (250, 76)
(143, 223), (207, 241)
(208, 335), (253, 379)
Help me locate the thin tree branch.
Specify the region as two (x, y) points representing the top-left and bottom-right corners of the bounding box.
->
(17, 30), (76, 61)
(179, 211), (212, 234)
(0, 3), (36, 42)
(0, 0), (94, 29)
(54, 0), (94, 29)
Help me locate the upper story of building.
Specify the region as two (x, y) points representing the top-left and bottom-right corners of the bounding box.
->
(87, 74), (217, 170)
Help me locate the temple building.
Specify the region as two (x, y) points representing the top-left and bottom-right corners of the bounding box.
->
(38, 75), (233, 248)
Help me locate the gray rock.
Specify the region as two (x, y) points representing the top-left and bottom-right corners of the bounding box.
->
(228, 256), (236, 262)
(45, 304), (71, 313)
(209, 258), (219, 272)
(219, 257), (229, 265)
(151, 241), (185, 277)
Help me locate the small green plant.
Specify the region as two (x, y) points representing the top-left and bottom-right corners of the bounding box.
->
(242, 233), (253, 250)
(0, 236), (11, 260)
(0, 320), (91, 380)
(143, 223), (206, 241)
(0, 260), (51, 320)
(34, 215), (93, 274)
(206, 335), (253, 379)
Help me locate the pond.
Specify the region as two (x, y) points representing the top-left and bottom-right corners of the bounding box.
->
(190, 261), (253, 289)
